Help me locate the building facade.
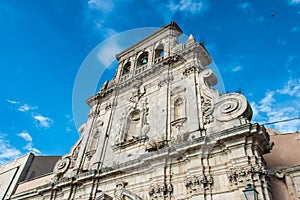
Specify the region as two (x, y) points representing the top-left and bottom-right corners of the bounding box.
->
(10, 22), (275, 200)
(264, 128), (300, 200)
(0, 153), (59, 200)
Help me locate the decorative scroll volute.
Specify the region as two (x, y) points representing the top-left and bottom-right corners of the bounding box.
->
(199, 69), (252, 125)
(53, 156), (71, 180)
(214, 94), (252, 122)
(199, 69), (218, 96)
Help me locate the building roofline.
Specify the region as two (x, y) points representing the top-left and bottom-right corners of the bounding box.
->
(115, 21), (182, 60)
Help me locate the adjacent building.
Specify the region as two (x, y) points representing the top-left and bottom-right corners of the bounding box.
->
(0, 153), (59, 200)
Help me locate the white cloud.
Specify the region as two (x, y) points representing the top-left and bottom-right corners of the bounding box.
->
(259, 91), (275, 109)
(6, 99), (37, 112)
(232, 65), (242, 72)
(17, 131), (41, 155)
(66, 127), (72, 132)
(0, 134), (21, 165)
(277, 38), (286, 45)
(257, 16), (265, 23)
(285, 55), (297, 69)
(24, 142), (41, 154)
(266, 107), (300, 133)
(33, 114), (53, 128)
(94, 20), (118, 37)
(88, 0), (114, 12)
(290, 0), (300, 5)
(291, 25), (300, 32)
(6, 99), (19, 104)
(65, 115), (74, 133)
(97, 40), (122, 67)
(17, 104), (37, 112)
(237, 2), (253, 13)
(167, 0), (206, 14)
(104, 28), (118, 38)
(277, 79), (300, 97)
(251, 79), (300, 133)
(17, 130), (32, 142)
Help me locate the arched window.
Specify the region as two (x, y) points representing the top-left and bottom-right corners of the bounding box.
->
(174, 97), (184, 120)
(137, 52), (148, 67)
(154, 45), (164, 59)
(122, 62), (131, 76)
(125, 109), (141, 140)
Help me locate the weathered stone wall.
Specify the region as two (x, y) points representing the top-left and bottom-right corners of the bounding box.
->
(11, 22), (272, 200)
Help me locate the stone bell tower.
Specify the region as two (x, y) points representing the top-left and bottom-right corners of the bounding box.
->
(15, 22), (272, 200)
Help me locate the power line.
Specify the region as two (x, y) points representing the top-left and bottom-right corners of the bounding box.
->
(262, 117), (300, 126)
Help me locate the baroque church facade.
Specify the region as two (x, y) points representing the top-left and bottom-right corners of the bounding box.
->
(10, 22), (274, 199)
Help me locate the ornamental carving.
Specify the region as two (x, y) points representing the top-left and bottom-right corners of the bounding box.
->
(105, 100), (117, 111)
(96, 192), (112, 200)
(114, 182), (125, 200)
(214, 94), (252, 122)
(114, 97), (149, 148)
(89, 105), (100, 118)
(78, 123), (86, 133)
(95, 118), (104, 127)
(54, 157), (70, 174)
(201, 96), (214, 125)
(70, 144), (80, 168)
(183, 65), (198, 76)
(198, 69), (253, 128)
(170, 131), (189, 145)
(149, 183), (173, 199)
(158, 75), (173, 88)
(113, 181), (142, 200)
(184, 175), (213, 194)
(129, 84), (146, 106)
(145, 132), (165, 152)
(53, 156), (71, 180)
(227, 165), (268, 186)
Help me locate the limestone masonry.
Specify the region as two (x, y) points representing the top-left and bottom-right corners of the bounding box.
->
(5, 22), (297, 200)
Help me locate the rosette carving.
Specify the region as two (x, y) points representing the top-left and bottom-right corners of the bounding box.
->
(54, 156), (71, 175)
(214, 94), (252, 122)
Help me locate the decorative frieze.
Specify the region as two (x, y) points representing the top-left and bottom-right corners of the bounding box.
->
(184, 175), (213, 194)
(183, 65), (198, 76)
(227, 165), (268, 186)
(149, 183), (173, 199)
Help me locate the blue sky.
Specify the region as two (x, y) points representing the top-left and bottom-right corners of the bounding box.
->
(0, 0), (300, 165)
